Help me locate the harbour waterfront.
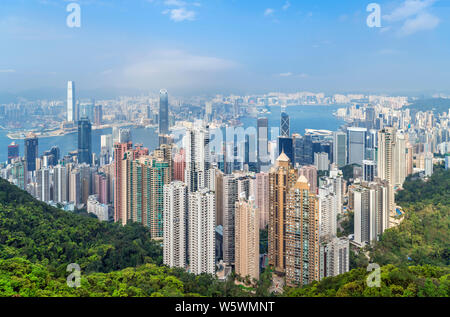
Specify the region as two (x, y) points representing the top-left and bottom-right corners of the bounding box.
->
(0, 105), (345, 163)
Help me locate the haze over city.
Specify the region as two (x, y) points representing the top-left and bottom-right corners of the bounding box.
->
(1, 0), (450, 101)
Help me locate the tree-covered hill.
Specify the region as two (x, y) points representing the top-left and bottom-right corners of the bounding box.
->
(0, 178), (162, 277)
(285, 264), (449, 297)
(369, 169), (450, 267)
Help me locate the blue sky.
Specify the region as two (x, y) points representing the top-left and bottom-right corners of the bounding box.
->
(0, 0), (449, 99)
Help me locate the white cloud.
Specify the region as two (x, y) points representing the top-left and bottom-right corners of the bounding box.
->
(264, 8), (275, 16)
(121, 50), (238, 90)
(163, 7), (196, 22)
(384, 0), (435, 22)
(0, 69), (16, 73)
(282, 1), (291, 11)
(400, 12), (440, 35)
(278, 72), (293, 77)
(383, 0), (440, 35)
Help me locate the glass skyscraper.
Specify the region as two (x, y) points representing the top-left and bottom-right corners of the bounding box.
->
(257, 117), (269, 172)
(78, 117), (92, 165)
(159, 89), (169, 135)
(280, 107), (290, 137)
(24, 134), (38, 172)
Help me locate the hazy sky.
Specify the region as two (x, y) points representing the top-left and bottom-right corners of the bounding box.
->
(0, 0), (449, 100)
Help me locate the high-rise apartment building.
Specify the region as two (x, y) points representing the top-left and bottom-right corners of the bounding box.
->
(188, 188), (216, 275)
(235, 194), (260, 281)
(163, 181), (188, 269)
(256, 172), (269, 229)
(268, 152), (298, 275)
(285, 175), (320, 287)
(184, 125), (215, 193)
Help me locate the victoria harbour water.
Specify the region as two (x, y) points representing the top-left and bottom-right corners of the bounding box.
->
(0, 105), (346, 163)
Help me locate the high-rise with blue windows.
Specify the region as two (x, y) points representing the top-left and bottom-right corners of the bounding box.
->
(159, 89), (169, 135)
(78, 117), (92, 165)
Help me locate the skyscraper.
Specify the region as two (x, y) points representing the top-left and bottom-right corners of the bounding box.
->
(222, 175), (238, 267)
(268, 152), (298, 275)
(280, 106), (290, 137)
(7, 142), (19, 164)
(94, 104), (103, 126)
(67, 81), (77, 122)
(113, 142), (133, 224)
(163, 181), (188, 269)
(188, 188), (216, 275)
(278, 137), (294, 164)
(24, 134), (38, 173)
(256, 172), (269, 229)
(333, 131), (347, 168)
(159, 89), (169, 135)
(235, 194), (260, 281)
(77, 117), (92, 165)
(184, 125), (215, 193)
(347, 127), (367, 166)
(257, 117), (269, 172)
(285, 175), (320, 287)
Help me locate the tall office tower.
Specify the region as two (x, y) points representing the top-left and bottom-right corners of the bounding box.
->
(298, 165), (318, 194)
(424, 152), (434, 177)
(100, 134), (113, 165)
(80, 103), (94, 122)
(314, 152), (329, 171)
(268, 152), (298, 275)
(351, 180), (390, 246)
(7, 142), (19, 164)
(159, 89), (169, 134)
(285, 175), (320, 287)
(333, 131), (347, 168)
(256, 172), (269, 229)
(53, 165), (68, 203)
(119, 128), (132, 144)
(113, 142), (133, 224)
(268, 140), (278, 166)
(235, 194), (260, 281)
(280, 106), (290, 137)
(36, 168), (51, 202)
(24, 134), (38, 174)
(205, 102), (213, 121)
(365, 106), (376, 129)
(293, 133), (313, 166)
(69, 168), (81, 206)
(173, 148), (186, 182)
(257, 117), (270, 172)
(366, 129), (378, 160)
(323, 237), (349, 278)
(222, 175), (238, 267)
(318, 187), (337, 242)
(184, 125), (215, 193)
(77, 117), (92, 165)
(363, 160), (376, 182)
(188, 188), (216, 275)
(278, 137), (294, 164)
(94, 104), (103, 126)
(67, 81), (77, 122)
(347, 127), (367, 165)
(163, 181), (188, 269)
